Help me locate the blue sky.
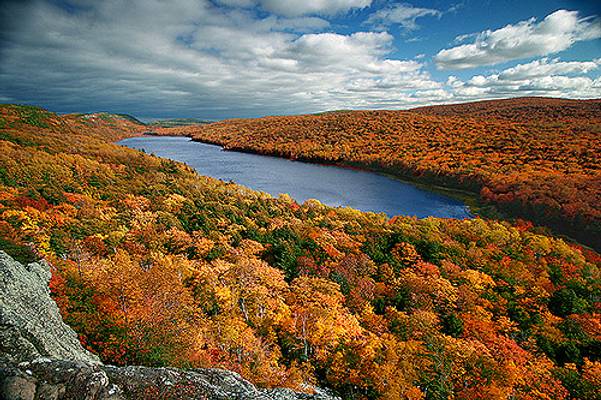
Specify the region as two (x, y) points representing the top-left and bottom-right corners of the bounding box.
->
(336, 0), (601, 81)
(0, 0), (600, 119)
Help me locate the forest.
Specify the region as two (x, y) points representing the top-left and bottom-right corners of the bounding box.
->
(0, 103), (600, 399)
(156, 97), (601, 251)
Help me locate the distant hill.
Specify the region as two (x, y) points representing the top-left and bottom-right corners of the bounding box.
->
(411, 96), (601, 124)
(113, 113), (146, 125)
(166, 97), (601, 250)
(69, 112), (146, 125)
(148, 118), (212, 128)
(64, 112), (215, 129)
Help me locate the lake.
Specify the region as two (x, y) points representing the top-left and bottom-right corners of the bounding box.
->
(119, 136), (472, 219)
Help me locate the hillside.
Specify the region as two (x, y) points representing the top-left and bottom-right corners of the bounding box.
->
(412, 97), (601, 124)
(148, 118), (212, 128)
(158, 97), (601, 250)
(0, 103), (599, 399)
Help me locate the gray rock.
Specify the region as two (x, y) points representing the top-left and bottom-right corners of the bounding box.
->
(0, 251), (340, 400)
(1, 374), (37, 400)
(0, 251), (100, 364)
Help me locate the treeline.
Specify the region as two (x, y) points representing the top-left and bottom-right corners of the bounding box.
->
(412, 97), (601, 124)
(158, 97), (601, 250)
(0, 104), (600, 399)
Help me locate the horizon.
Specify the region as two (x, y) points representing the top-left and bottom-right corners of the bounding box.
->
(4, 94), (600, 123)
(1, 0), (600, 119)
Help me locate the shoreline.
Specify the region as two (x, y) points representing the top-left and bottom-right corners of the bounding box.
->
(139, 133), (489, 218)
(185, 135), (487, 214)
(133, 132), (595, 251)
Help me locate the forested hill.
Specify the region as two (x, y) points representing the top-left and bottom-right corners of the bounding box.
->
(0, 103), (600, 399)
(0, 106), (145, 143)
(411, 97), (601, 124)
(155, 97), (601, 251)
(148, 118), (212, 128)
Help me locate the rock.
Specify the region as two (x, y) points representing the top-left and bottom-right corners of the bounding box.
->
(1, 374), (37, 400)
(0, 358), (336, 400)
(36, 382), (66, 400)
(0, 359), (122, 400)
(0, 251), (100, 364)
(0, 251), (340, 400)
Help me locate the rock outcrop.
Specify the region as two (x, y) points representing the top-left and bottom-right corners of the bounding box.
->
(0, 251), (339, 400)
(0, 251), (100, 365)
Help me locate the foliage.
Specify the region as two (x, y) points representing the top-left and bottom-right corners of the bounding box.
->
(159, 97), (601, 250)
(0, 104), (600, 399)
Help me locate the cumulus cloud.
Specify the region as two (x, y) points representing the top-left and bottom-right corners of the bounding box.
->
(435, 10), (601, 69)
(365, 3), (442, 30)
(498, 58), (600, 80)
(0, 1), (599, 118)
(217, 0), (372, 16)
(215, 0), (256, 7)
(259, 0), (372, 17)
(286, 32), (395, 70)
(0, 0), (439, 118)
(448, 58), (601, 99)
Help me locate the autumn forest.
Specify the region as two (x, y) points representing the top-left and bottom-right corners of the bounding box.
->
(157, 97), (601, 251)
(0, 100), (600, 399)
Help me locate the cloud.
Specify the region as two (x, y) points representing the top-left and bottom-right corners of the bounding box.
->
(0, 0), (440, 118)
(498, 57), (600, 80)
(0, 1), (599, 118)
(447, 58), (601, 99)
(365, 3), (441, 30)
(257, 16), (330, 32)
(215, 0), (256, 7)
(217, 0), (372, 17)
(435, 10), (601, 69)
(259, 0), (372, 17)
(287, 32), (396, 70)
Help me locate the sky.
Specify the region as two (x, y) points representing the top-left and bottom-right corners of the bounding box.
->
(0, 0), (600, 119)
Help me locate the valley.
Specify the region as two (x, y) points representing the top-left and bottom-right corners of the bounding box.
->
(153, 98), (601, 250)
(0, 102), (599, 399)
(119, 135), (472, 219)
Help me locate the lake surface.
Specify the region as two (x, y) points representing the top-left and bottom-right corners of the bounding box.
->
(119, 136), (472, 219)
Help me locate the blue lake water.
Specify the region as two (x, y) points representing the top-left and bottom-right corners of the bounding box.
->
(119, 136), (472, 219)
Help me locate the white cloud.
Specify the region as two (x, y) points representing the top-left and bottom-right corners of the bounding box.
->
(257, 16), (331, 32)
(286, 32), (394, 69)
(448, 58), (601, 99)
(1, 1), (599, 118)
(498, 58), (600, 80)
(365, 3), (442, 30)
(215, 0), (256, 7)
(435, 10), (601, 69)
(217, 0), (372, 17)
(259, 0), (371, 17)
(0, 0), (440, 117)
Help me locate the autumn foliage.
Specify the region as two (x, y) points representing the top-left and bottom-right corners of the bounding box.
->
(0, 104), (600, 399)
(158, 97), (601, 250)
